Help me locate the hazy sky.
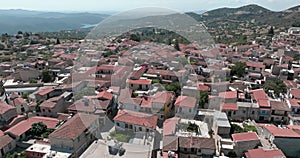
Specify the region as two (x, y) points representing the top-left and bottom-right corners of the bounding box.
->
(0, 0), (299, 12)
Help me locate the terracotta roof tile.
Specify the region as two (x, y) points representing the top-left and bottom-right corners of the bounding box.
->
(113, 110), (157, 129)
(127, 79), (151, 85)
(219, 91), (237, 99)
(270, 101), (290, 111)
(174, 96), (197, 108)
(221, 103), (238, 111)
(163, 117), (180, 136)
(163, 136), (178, 151)
(262, 124), (300, 138)
(5, 116), (59, 136)
(0, 135), (14, 149)
(245, 148), (286, 158)
(290, 89), (300, 99)
(232, 132), (259, 142)
(0, 102), (16, 115)
(152, 92), (174, 104)
(49, 113), (98, 140)
(178, 136), (216, 150)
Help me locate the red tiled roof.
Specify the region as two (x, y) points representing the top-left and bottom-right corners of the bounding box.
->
(13, 97), (27, 106)
(246, 62), (265, 69)
(198, 84), (210, 91)
(250, 89), (270, 107)
(232, 132), (259, 142)
(284, 80), (297, 89)
(289, 98), (300, 107)
(257, 99), (270, 108)
(163, 117), (180, 136)
(245, 148), (286, 158)
(37, 88), (55, 96)
(290, 89), (300, 99)
(95, 65), (115, 71)
(0, 102), (16, 115)
(293, 68), (300, 72)
(152, 92), (174, 104)
(163, 136), (178, 152)
(221, 103), (238, 111)
(262, 124), (300, 138)
(0, 135), (14, 149)
(39, 101), (56, 109)
(127, 79), (151, 85)
(140, 97), (152, 108)
(113, 110), (157, 129)
(147, 69), (177, 77)
(251, 89), (268, 100)
(5, 116), (59, 136)
(174, 96), (197, 108)
(49, 113), (98, 140)
(219, 91), (237, 99)
(88, 91), (113, 100)
(270, 101), (290, 111)
(287, 125), (300, 131)
(178, 136), (216, 150)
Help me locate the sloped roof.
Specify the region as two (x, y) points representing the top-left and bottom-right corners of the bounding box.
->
(174, 96), (197, 108)
(113, 110), (157, 129)
(245, 148), (286, 158)
(232, 132), (259, 142)
(5, 116), (59, 136)
(49, 113), (98, 140)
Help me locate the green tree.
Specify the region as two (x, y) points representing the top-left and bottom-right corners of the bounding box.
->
(230, 62), (246, 77)
(174, 39), (180, 51)
(28, 122), (47, 137)
(164, 82), (181, 94)
(130, 34), (140, 42)
(263, 79), (287, 97)
(268, 26), (274, 37)
(0, 44), (5, 50)
(199, 90), (208, 108)
(56, 38), (61, 44)
(41, 70), (52, 83)
(29, 79), (37, 83)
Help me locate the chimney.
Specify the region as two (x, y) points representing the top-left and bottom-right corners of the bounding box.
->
(83, 96), (89, 106)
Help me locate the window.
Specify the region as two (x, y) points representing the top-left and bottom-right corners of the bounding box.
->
(48, 109), (51, 113)
(252, 111), (255, 114)
(139, 127), (142, 131)
(189, 108), (192, 113)
(125, 124), (128, 128)
(233, 111), (236, 115)
(77, 136), (81, 142)
(116, 122), (120, 126)
(191, 148), (194, 152)
(42, 109), (45, 112)
(184, 148), (187, 151)
(179, 107), (182, 112)
(243, 110), (246, 114)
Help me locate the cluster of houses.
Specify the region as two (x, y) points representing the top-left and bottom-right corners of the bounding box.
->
(0, 27), (299, 158)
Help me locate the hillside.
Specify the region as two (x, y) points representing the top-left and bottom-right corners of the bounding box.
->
(188, 4), (300, 29)
(0, 9), (108, 34)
